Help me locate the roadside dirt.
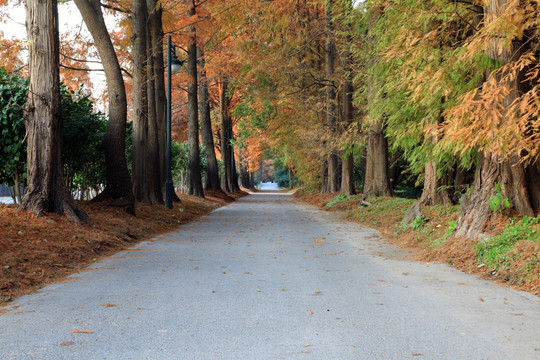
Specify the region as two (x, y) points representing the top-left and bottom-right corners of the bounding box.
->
(0, 190), (247, 306)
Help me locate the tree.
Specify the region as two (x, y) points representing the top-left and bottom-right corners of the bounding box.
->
(186, 0), (204, 197)
(198, 47), (221, 191)
(219, 79), (233, 192)
(131, 0), (151, 203)
(324, 0), (340, 193)
(74, 0), (135, 214)
(362, 3), (392, 198)
(22, 0), (89, 222)
(450, 0), (540, 237)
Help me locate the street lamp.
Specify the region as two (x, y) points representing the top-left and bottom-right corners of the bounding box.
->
(165, 35), (185, 209)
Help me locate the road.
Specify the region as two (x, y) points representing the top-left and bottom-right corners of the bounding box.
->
(0, 193), (539, 359)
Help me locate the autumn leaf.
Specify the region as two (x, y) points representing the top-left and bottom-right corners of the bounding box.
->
(72, 330), (93, 334)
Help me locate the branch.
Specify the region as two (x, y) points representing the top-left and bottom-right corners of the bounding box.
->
(449, 0), (483, 13)
(100, 1), (129, 14)
(60, 53), (103, 65)
(59, 64), (132, 78)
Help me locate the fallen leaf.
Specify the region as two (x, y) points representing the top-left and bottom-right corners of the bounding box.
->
(308, 310), (314, 315)
(457, 282), (467, 285)
(72, 330), (93, 334)
(60, 341), (74, 346)
(458, 332), (466, 336)
(101, 303), (116, 307)
(314, 239), (325, 243)
(478, 298), (484, 302)
(304, 343), (311, 347)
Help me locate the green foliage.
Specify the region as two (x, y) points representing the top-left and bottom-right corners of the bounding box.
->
(0, 67), (27, 188)
(61, 85), (107, 192)
(431, 220), (458, 247)
(0, 68), (109, 195)
(489, 183), (511, 212)
(171, 141), (208, 190)
(273, 156), (296, 189)
(325, 194), (348, 208)
(475, 216), (540, 269)
(411, 215), (429, 230)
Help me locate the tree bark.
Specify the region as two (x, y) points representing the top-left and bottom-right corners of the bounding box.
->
(325, 0), (339, 193)
(197, 47), (221, 191)
(363, 4), (392, 198)
(340, 3), (355, 196)
(231, 137), (240, 192)
(363, 121), (393, 197)
(220, 79), (231, 192)
(146, 0), (165, 204)
(132, 0), (150, 203)
(74, 0), (134, 214)
(185, 0), (204, 197)
(22, 0), (89, 222)
(456, 0), (538, 237)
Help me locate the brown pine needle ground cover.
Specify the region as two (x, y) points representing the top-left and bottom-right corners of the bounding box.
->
(0, 190), (247, 306)
(295, 191), (540, 296)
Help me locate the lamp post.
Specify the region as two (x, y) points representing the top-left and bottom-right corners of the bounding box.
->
(165, 35), (185, 209)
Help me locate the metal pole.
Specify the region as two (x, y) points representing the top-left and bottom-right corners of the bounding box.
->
(165, 35), (173, 209)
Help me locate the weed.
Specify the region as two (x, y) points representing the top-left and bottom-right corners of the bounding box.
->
(489, 183), (511, 212)
(431, 220), (458, 247)
(411, 216), (428, 230)
(475, 216), (540, 269)
(325, 194), (348, 208)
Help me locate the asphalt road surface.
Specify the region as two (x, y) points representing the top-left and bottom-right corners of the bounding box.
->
(1, 193), (539, 359)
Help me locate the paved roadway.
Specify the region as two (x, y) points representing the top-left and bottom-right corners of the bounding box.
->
(0, 193), (539, 359)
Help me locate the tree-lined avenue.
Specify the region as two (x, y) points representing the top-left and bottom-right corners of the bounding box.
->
(0, 193), (538, 359)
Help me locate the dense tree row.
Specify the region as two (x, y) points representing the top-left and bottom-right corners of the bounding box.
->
(0, 0), (538, 237)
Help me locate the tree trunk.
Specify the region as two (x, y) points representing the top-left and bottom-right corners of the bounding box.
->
(340, 5), (355, 196)
(132, 0), (150, 203)
(185, 0), (204, 197)
(363, 5), (392, 198)
(197, 47), (221, 191)
(220, 79), (231, 192)
(147, 0), (166, 203)
(74, 0), (134, 214)
(404, 161), (454, 226)
(320, 159), (329, 193)
(13, 169), (22, 204)
(363, 122), (393, 197)
(231, 141), (240, 192)
(456, 0), (538, 237)
(22, 0), (89, 222)
(325, 0), (339, 193)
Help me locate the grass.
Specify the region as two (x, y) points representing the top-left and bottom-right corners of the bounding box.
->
(475, 216), (540, 270)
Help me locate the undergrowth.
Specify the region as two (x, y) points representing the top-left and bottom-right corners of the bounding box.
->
(475, 216), (540, 271)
